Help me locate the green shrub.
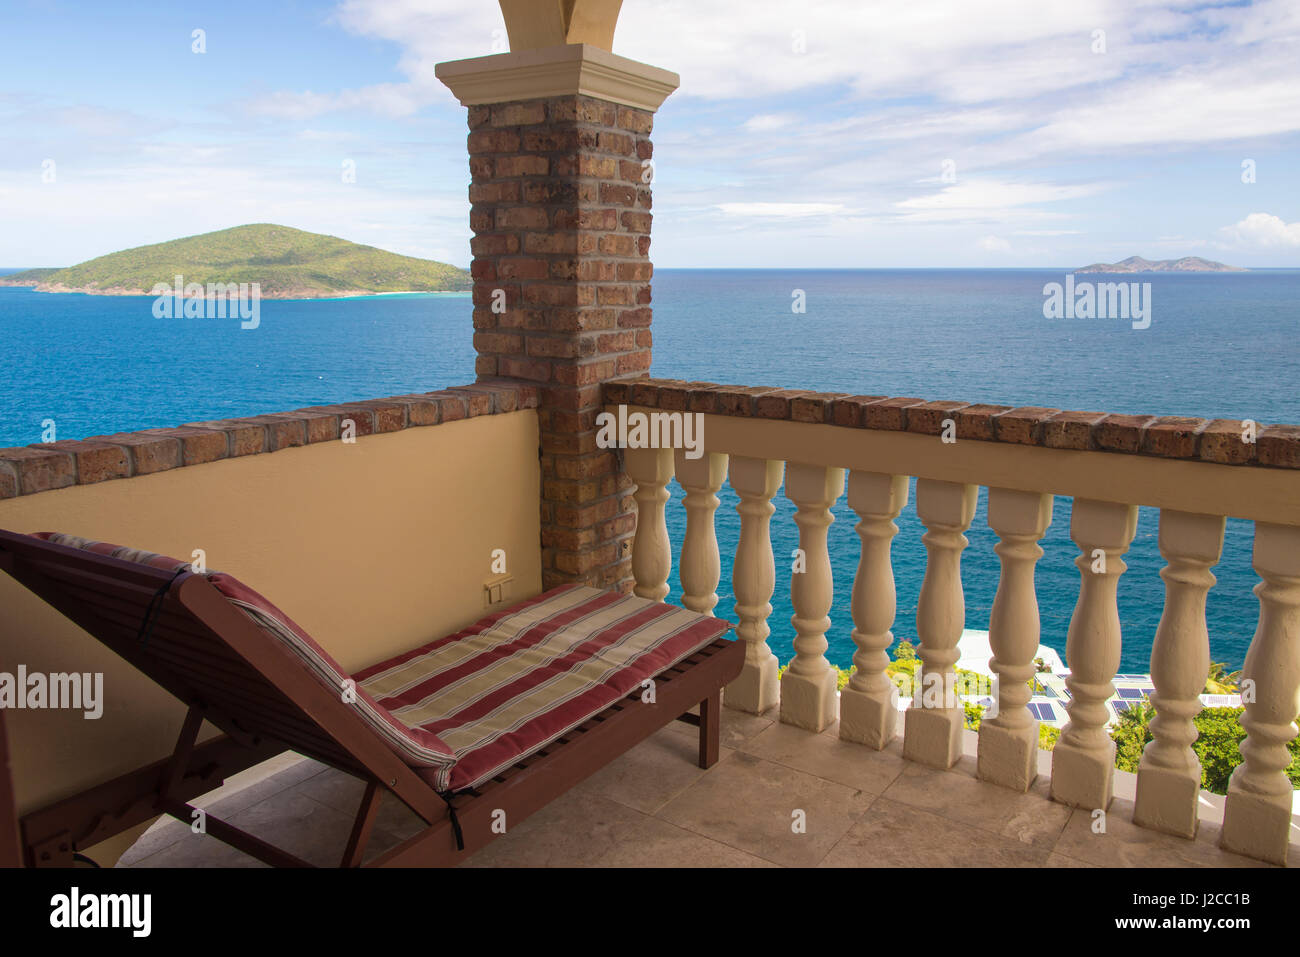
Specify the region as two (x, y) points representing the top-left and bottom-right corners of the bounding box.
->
(1109, 704), (1300, 795)
(1204, 662), (1242, 695)
(775, 662), (852, 690)
(778, 639), (986, 698)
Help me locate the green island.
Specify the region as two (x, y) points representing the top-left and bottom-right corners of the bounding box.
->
(0, 223), (471, 298)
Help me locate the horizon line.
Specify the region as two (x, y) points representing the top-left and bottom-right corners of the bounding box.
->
(4, 265), (1299, 273)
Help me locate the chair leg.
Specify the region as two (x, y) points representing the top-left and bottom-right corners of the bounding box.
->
(340, 781), (382, 868)
(157, 705), (205, 804)
(698, 690), (720, 769)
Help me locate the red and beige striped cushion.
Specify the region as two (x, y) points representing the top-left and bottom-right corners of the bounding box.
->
(34, 532), (196, 574)
(354, 584), (732, 792)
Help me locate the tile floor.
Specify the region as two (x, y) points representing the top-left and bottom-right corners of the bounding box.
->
(116, 708), (1294, 868)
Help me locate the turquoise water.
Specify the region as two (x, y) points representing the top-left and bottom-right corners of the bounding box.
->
(2, 268), (1297, 673)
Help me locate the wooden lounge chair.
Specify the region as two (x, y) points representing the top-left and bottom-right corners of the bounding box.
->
(0, 529), (743, 867)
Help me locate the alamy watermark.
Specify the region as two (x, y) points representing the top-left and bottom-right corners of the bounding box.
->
(596, 405), (705, 459)
(0, 666), (103, 719)
(1042, 274), (1151, 330)
(50, 887), (150, 937)
(150, 275), (261, 329)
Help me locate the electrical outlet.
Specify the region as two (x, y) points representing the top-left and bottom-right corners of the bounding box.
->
(483, 574), (514, 607)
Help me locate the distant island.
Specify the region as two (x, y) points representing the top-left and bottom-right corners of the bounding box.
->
(1076, 255), (1246, 273)
(0, 224), (471, 298)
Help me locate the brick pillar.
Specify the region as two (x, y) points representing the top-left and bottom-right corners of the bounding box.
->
(438, 44), (678, 591)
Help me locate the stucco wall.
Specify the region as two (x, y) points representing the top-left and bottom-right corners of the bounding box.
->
(0, 410), (541, 815)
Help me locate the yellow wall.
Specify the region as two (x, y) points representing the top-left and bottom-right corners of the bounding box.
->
(0, 411), (541, 814)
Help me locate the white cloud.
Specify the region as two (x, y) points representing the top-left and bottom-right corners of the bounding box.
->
(7, 0), (1300, 268)
(1006, 65), (1300, 158)
(232, 0), (1300, 260)
(715, 202), (846, 218)
(1218, 213), (1300, 248)
(977, 235), (1012, 252)
(49, 105), (171, 138)
(612, 0), (1134, 101)
(321, 0), (1300, 149)
(894, 180), (1108, 223)
(246, 83), (426, 120)
(743, 114), (795, 133)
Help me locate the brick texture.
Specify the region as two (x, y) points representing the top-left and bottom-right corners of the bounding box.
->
(466, 94), (660, 591)
(602, 378), (1300, 470)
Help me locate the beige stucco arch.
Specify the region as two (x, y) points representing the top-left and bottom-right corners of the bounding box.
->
(498, 0), (624, 52)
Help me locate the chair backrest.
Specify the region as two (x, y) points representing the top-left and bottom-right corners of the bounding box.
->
(0, 530), (447, 818)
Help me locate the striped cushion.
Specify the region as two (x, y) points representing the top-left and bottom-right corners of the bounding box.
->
(354, 584), (732, 792)
(27, 532), (457, 771)
(33, 532), (195, 574)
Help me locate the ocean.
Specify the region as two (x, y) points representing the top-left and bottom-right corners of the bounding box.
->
(2, 268), (1297, 673)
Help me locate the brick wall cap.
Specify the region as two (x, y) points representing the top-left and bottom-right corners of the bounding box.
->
(0, 446), (75, 495)
(1, 382), (536, 498)
(25, 440), (130, 484)
(1200, 418), (1260, 465)
(1257, 424), (1300, 469)
(435, 44), (680, 113)
(1140, 416), (1209, 459)
(906, 400), (972, 436)
(599, 377), (1299, 470)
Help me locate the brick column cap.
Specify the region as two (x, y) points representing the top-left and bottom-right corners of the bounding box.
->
(436, 43), (679, 111)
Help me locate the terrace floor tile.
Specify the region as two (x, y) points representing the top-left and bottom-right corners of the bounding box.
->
(117, 717), (1293, 869)
(655, 750), (875, 867)
(879, 754), (1071, 849)
(817, 797), (1051, 868)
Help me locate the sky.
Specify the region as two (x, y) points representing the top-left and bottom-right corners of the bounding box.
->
(1, 0), (1297, 269)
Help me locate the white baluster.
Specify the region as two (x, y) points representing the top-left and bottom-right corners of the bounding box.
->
(840, 472), (909, 749)
(1134, 510), (1224, 838)
(625, 446), (674, 602)
(978, 488), (1054, 791)
(904, 479), (978, 769)
(725, 456), (785, 714)
(1050, 499), (1137, 810)
(674, 450), (728, 615)
(1220, 522), (1300, 865)
(780, 464), (846, 732)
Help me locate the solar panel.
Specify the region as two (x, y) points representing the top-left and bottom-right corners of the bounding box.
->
(1117, 688), (1144, 699)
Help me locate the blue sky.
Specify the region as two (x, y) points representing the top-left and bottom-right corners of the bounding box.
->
(1, 0), (1298, 269)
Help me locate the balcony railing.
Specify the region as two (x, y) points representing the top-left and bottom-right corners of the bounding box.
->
(611, 378), (1300, 866)
(4, 370), (1295, 869)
